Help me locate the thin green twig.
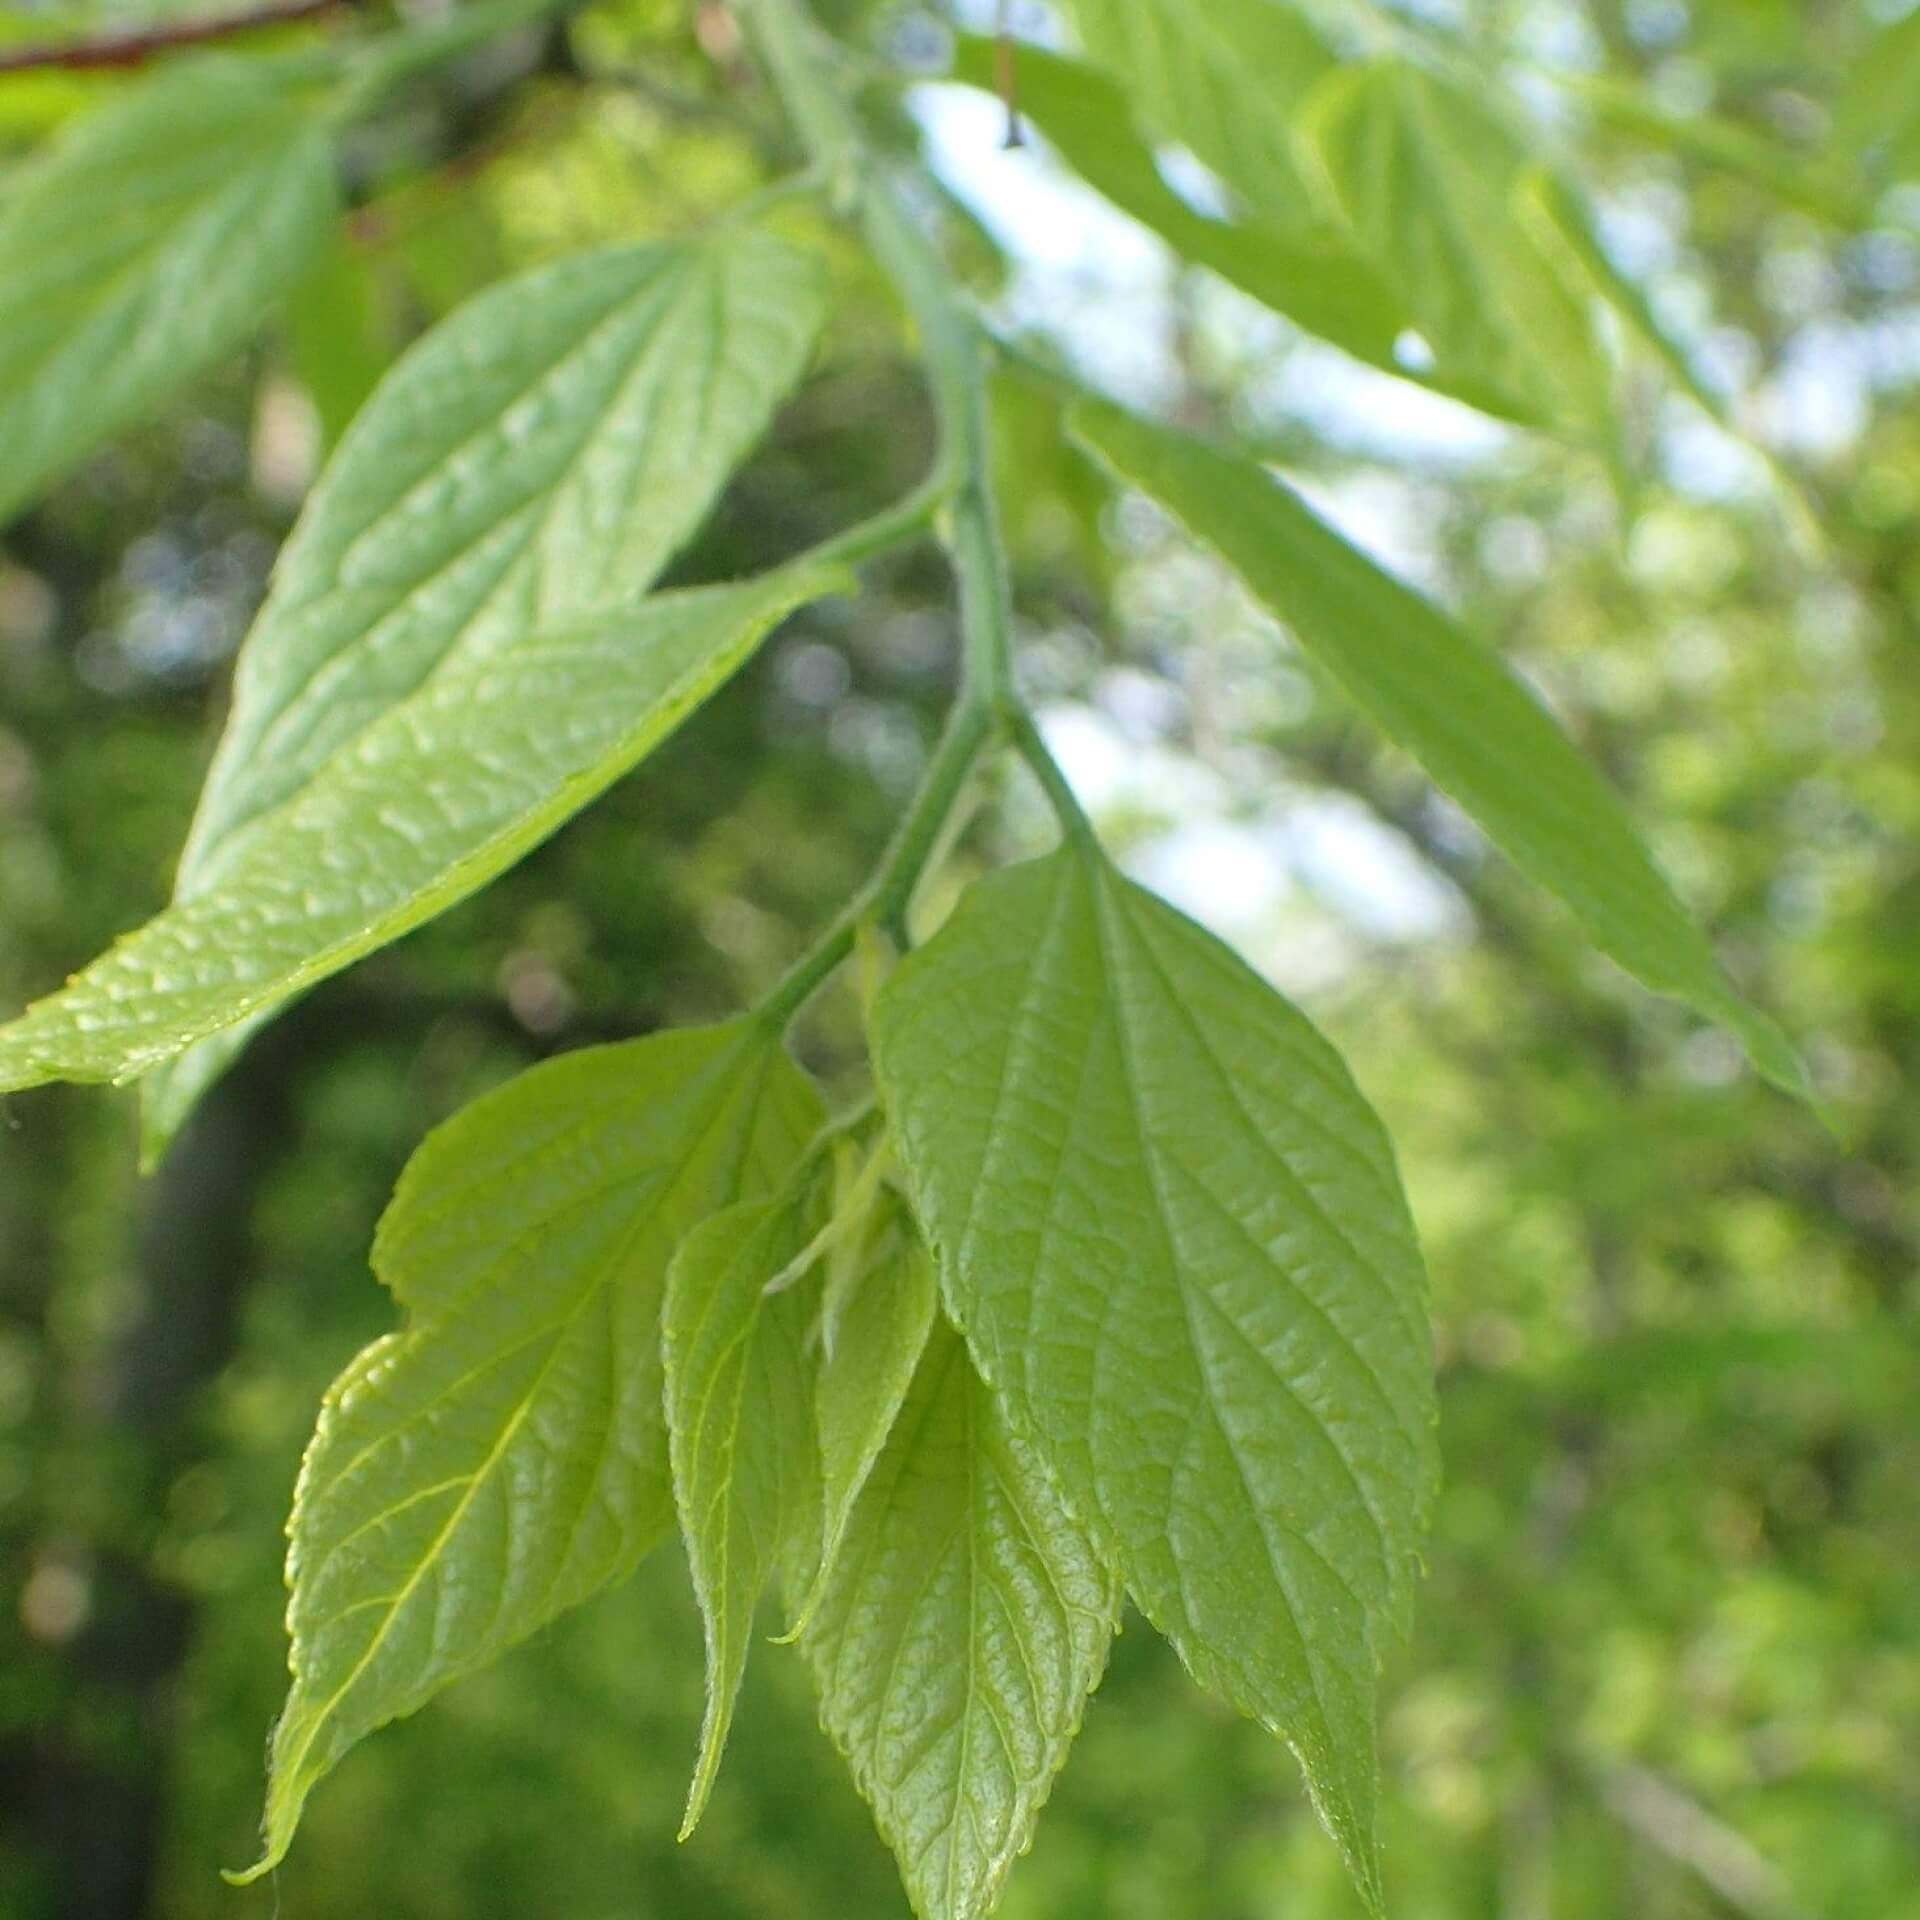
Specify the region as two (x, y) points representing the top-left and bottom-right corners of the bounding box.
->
(742, 0), (1055, 1021)
(756, 694), (995, 1026)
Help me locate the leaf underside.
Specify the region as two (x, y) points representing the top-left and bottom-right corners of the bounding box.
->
(1060, 0), (1336, 217)
(802, 1319), (1120, 1920)
(140, 224), (830, 1154)
(947, 34), (1412, 379)
(873, 842), (1438, 1912)
(238, 1018), (821, 1882)
(1296, 58), (1613, 436)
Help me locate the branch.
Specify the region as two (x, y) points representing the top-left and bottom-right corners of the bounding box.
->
(0, 0), (344, 75)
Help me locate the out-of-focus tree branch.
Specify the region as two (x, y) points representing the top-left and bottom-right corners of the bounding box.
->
(0, 0), (344, 75)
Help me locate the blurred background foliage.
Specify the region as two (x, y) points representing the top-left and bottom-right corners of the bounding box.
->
(0, 0), (1915, 1915)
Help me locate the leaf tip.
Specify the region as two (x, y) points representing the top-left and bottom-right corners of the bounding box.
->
(136, 1107), (177, 1176)
(677, 1754), (718, 1844)
(772, 1570), (826, 1645)
(1712, 993), (1821, 1115)
(678, 1687), (734, 1843)
(221, 1824), (291, 1889)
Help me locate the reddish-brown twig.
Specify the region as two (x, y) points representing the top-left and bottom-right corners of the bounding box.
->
(0, 0), (345, 76)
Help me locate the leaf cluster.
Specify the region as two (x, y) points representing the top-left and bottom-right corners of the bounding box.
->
(0, 0), (1862, 1911)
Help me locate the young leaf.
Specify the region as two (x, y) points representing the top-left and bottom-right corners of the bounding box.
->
(0, 56), (338, 524)
(946, 35), (1410, 376)
(141, 224), (830, 1154)
(1058, 0), (1336, 219)
(801, 1320), (1119, 1920)
(789, 1205), (938, 1633)
(663, 1185), (826, 1836)
(0, 564), (841, 1096)
(871, 844), (1435, 1910)
(1296, 59), (1613, 436)
(1069, 395), (1809, 1098)
(235, 1018), (821, 1883)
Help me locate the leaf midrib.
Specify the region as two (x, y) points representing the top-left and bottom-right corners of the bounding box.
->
(1079, 860), (1356, 1781)
(191, 248), (708, 870)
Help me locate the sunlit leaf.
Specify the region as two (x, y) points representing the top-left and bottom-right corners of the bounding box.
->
(140, 224), (829, 1154)
(1514, 165), (1728, 422)
(948, 34), (1411, 376)
(1070, 396), (1810, 1096)
(802, 1319), (1119, 1920)
(1059, 0), (1335, 217)
(1297, 58), (1613, 435)
(0, 566), (842, 1096)
(873, 842), (1436, 1909)
(234, 1018), (821, 1881)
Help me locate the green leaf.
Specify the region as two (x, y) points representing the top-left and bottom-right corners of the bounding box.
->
(1069, 395), (1810, 1098)
(0, 56), (338, 524)
(285, 235), (397, 453)
(1058, 0), (1335, 218)
(185, 227), (827, 867)
(232, 1017), (821, 1883)
(801, 1319), (1119, 1920)
(871, 844), (1435, 1910)
(788, 1200), (938, 1633)
(137, 223), (829, 1153)
(0, 564), (841, 1098)
(663, 1183), (827, 1838)
(1296, 59), (1613, 435)
(947, 34), (1411, 376)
